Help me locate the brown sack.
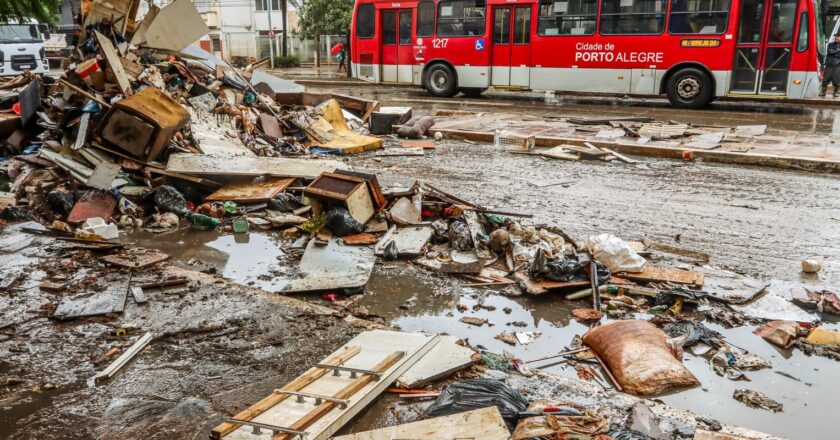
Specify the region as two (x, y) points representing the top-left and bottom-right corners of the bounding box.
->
(582, 320), (699, 395)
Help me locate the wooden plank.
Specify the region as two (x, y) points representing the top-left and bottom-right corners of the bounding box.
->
(598, 147), (639, 164)
(642, 238), (710, 261)
(211, 346), (362, 438)
(272, 351), (406, 440)
(94, 30), (133, 96)
(205, 178), (294, 203)
(396, 335), (477, 389)
(332, 406), (510, 440)
(94, 332), (152, 381)
(617, 266), (704, 286)
(166, 154), (345, 179)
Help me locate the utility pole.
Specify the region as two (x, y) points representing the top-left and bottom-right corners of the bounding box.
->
(267, 0), (275, 68)
(281, 0), (288, 57)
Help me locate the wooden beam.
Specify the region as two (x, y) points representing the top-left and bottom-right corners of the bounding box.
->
(211, 346), (362, 439)
(272, 351), (405, 440)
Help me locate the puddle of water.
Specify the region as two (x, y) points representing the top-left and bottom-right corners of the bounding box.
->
(362, 265), (840, 440)
(123, 229), (286, 292)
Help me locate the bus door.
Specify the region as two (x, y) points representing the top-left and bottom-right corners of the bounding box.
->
(381, 9), (414, 83)
(731, 0), (799, 94)
(490, 5), (532, 87)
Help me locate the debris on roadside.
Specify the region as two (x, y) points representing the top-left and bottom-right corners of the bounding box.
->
(732, 389), (784, 412)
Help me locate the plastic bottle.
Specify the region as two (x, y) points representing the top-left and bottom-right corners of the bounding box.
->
(189, 213), (221, 229)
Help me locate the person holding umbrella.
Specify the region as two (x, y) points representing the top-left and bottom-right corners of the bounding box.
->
(332, 42), (347, 73)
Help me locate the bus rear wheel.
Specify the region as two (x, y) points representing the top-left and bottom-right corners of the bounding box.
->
(666, 68), (713, 109)
(425, 64), (458, 98)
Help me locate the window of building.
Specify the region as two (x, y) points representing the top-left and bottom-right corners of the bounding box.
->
(437, 0), (486, 37)
(600, 0), (666, 35)
(255, 0), (280, 12)
(537, 0), (598, 36)
(668, 0), (730, 34)
(418, 1), (436, 37)
(356, 4), (375, 39)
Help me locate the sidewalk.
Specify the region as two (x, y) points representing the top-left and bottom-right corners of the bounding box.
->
(267, 67), (840, 108)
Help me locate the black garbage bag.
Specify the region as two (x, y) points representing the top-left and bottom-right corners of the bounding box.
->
(425, 379), (529, 430)
(448, 220), (472, 251)
(268, 193), (303, 213)
(47, 190), (74, 217)
(0, 206), (37, 221)
(531, 250), (610, 283)
(325, 207), (364, 237)
(664, 320), (723, 349)
(382, 239), (398, 260)
(154, 185), (190, 217)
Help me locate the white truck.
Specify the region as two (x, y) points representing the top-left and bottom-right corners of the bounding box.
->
(0, 19), (50, 76)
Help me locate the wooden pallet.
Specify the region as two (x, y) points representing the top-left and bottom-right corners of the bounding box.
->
(213, 330), (440, 440)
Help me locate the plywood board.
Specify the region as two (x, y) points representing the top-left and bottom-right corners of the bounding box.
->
(616, 266), (704, 286)
(206, 178), (294, 203)
(166, 154), (344, 179)
(282, 238), (376, 293)
(374, 226), (434, 257)
(332, 406), (510, 440)
(94, 31), (132, 96)
(53, 277), (129, 320)
(396, 335), (476, 389)
(143, 0), (210, 52)
(219, 330), (440, 440)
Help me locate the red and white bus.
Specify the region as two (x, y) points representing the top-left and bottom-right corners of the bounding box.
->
(350, 0), (825, 107)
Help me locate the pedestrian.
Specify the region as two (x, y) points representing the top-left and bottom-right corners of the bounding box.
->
(336, 44), (347, 73)
(821, 34), (840, 97)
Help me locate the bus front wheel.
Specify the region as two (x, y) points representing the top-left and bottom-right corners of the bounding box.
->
(666, 68), (713, 109)
(425, 64), (458, 98)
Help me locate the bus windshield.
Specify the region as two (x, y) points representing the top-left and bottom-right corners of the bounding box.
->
(816, 0), (826, 57)
(0, 24), (42, 44)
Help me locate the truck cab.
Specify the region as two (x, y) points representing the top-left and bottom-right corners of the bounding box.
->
(0, 19), (50, 76)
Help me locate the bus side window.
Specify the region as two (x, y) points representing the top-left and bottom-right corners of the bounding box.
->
(600, 0), (666, 35)
(668, 0), (731, 35)
(796, 11), (809, 52)
(356, 3), (376, 39)
(437, 0), (487, 37)
(418, 1), (436, 37)
(537, 0), (598, 36)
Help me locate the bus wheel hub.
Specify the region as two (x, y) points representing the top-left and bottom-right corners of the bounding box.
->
(677, 77), (701, 99)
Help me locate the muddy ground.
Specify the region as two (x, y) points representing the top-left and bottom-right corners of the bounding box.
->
(2, 95), (840, 439)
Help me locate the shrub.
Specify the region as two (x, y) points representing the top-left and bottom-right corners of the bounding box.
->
(273, 55), (301, 68)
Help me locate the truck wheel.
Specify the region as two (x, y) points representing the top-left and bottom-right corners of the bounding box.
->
(666, 68), (713, 109)
(425, 64), (458, 98)
(460, 87), (486, 98)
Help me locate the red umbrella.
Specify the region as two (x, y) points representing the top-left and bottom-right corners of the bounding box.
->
(330, 43), (344, 55)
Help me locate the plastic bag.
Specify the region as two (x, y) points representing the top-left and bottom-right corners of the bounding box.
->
(609, 429), (653, 440)
(582, 320), (699, 395)
(154, 185), (189, 217)
(47, 190), (74, 216)
(325, 207), (364, 237)
(425, 379), (528, 429)
(382, 240), (398, 260)
(664, 320), (723, 349)
(530, 250), (610, 283)
(586, 234), (646, 273)
(448, 220), (472, 251)
(268, 193), (303, 213)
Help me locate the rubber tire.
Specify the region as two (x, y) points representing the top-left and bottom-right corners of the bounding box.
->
(424, 64), (458, 98)
(666, 67), (713, 109)
(460, 87), (487, 98)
